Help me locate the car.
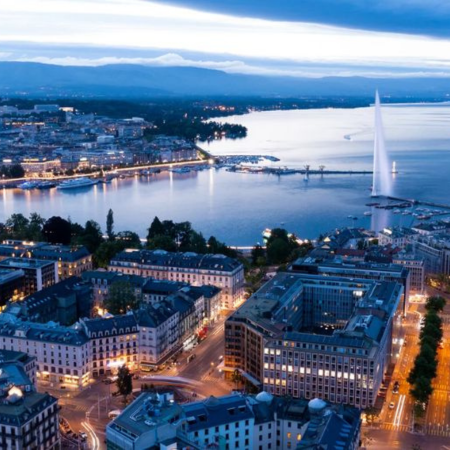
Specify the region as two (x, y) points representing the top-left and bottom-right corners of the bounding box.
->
(79, 431), (88, 441)
(389, 402), (395, 409)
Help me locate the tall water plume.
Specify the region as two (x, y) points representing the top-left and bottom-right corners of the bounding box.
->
(371, 91), (392, 197)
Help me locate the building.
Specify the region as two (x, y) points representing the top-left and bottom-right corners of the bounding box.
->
(0, 350), (37, 387)
(106, 391), (184, 450)
(0, 317), (90, 389)
(79, 314), (139, 377)
(0, 351), (60, 450)
(0, 241), (92, 281)
(109, 249), (244, 310)
(3, 276), (92, 326)
(414, 234), (450, 276)
(0, 268), (25, 308)
(225, 272), (403, 408)
(0, 258), (58, 296)
(135, 303), (180, 370)
(106, 391), (361, 450)
(392, 253), (425, 293)
(290, 256), (410, 311)
(31, 244), (93, 280)
(377, 227), (418, 248)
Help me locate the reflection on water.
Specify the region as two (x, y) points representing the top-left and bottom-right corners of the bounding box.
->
(2, 105), (450, 245)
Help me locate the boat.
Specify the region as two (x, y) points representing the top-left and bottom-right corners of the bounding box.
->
(57, 177), (98, 190)
(170, 167), (191, 174)
(363, 211), (372, 216)
(36, 181), (57, 190)
(18, 181), (40, 190)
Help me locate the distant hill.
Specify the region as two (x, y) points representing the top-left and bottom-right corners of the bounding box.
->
(0, 61), (450, 98)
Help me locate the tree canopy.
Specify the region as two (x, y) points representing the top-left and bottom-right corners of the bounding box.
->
(104, 280), (140, 315)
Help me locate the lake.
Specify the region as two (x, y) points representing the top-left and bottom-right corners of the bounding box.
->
(2, 103), (450, 245)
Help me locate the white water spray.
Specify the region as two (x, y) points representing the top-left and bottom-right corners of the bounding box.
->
(371, 91), (392, 197)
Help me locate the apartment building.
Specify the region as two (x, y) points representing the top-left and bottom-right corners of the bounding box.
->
(0, 318), (90, 388)
(0, 354), (60, 450)
(109, 249), (244, 310)
(134, 303), (180, 370)
(79, 314), (139, 377)
(106, 391), (361, 450)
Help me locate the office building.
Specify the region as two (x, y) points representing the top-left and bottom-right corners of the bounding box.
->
(0, 258), (58, 296)
(0, 268), (25, 308)
(225, 273), (403, 408)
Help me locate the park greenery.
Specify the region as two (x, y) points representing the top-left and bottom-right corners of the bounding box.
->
(407, 296), (446, 408)
(251, 228), (313, 266)
(0, 211), (238, 269)
(0, 164), (25, 179)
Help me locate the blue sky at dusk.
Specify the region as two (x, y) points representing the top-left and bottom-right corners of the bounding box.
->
(2, 0), (450, 78)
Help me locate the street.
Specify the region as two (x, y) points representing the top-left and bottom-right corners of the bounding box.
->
(364, 289), (450, 448)
(49, 315), (231, 449)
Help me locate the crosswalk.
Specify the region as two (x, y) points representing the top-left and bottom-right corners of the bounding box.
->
(381, 423), (409, 432)
(426, 429), (450, 437)
(201, 374), (222, 383)
(60, 400), (89, 412)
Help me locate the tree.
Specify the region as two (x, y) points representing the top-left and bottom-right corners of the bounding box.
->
(187, 230), (207, 253)
(104, 280), (140, 315)
(116, 365), (133, 402)
(410, 376), (433, 404)
(27, 213), (45, 241)
(147, 216), (165, 243)
(43, 216), (72, 244)
(364, 406), (380, 425)
(425, 296), (446, 313)
(8, 164), (25, 178)
(94, 240), (127, 268)
(77, 220), (103, 254)
(267, 238), (291, 264)
(116, 231), (142, 248)
(5, 213), (29, 239)
(251, 245), (266, 266)
(106, 209), (115, 241)
(146, 234), (177, 252)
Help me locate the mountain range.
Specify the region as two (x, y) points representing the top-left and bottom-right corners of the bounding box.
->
(0, 62), (450, 98)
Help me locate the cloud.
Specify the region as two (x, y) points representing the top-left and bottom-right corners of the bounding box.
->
(2, 0), (450, 78)
(7, 52), (450, 79)
(164, 0), (450, 38)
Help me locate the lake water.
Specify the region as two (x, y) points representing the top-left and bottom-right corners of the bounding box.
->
(2, 103), (450, 245)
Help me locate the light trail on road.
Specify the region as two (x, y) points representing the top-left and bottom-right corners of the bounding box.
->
(393, 394), (406, 427)
(82, 421), (100, 450)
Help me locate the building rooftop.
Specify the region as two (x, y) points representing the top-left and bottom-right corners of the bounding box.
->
(182, 395), (253, 431)
(0, 318), (88, 346)
(0, 258), (55, 270)
(111, 249), (242, 272)
(108, 391), (182, 440)
(81, 314), (138, 335)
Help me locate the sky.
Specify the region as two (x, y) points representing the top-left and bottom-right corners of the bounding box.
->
(2, 0), (450, 78)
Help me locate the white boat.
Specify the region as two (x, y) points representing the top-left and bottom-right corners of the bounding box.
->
(18, 181), (40, 190)
(363, 211), (372, 216)
(57, 177), (98, 190)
